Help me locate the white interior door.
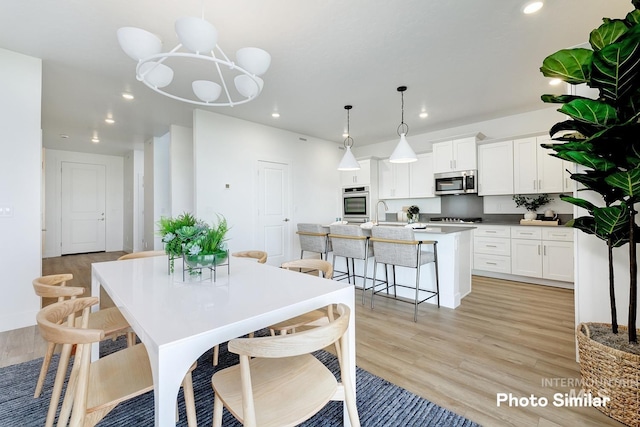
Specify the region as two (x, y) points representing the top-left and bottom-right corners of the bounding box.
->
(61, 162), (106, 254)
(257, 160), (291, 266)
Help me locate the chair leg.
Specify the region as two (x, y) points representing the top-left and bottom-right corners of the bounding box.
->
(126, 331), (136, 347)
(361, 256), (368, 305)
(182, 371), (197, 427)
(45, 342), (73, 427)
(370, 260), (378, 309)
(213, 345), (219, 366)
(434, 247), (441, 307)
(34, 341), (56, 398)
(212, 394), (224, 427)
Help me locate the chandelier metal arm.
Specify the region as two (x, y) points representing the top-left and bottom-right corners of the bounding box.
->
(135, 51), (263, 107)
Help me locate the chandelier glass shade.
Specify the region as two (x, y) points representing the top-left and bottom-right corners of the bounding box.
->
(389, 86), (417, 163)
(338, 105), (361, 171)
(117, 16), (271, 107)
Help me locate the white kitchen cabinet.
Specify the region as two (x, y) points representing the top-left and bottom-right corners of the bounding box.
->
(510, 226), (574, 282)
(432, 136), (477, 173)
(473, 225), (511, 273)
(340, 158), (372, 187)
(477, 141), (514, 195)
(409, 153), (435, 197)
(563, 159), (575, 193)
(378, 159), (409, 199)
(513, 136), (564, 194)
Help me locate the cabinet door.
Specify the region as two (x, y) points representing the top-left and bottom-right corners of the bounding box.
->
(513, 137), (538, 194)
(354, 159), (371, 185)
(432, 141), (453, 173)
(536, 136), (564, 193)
(453, 137), (477, 171)
(563, 160), (575, 192)
(378, 160), (409, 198)
(543, 240), (574, 281)
(478, 141), (514, 195)
(409, 153), (434, 197)
(511, 238), (542, 278)
(378, 159), (394, 198)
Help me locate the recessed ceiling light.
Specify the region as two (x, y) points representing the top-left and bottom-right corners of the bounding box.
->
(523, 1), (543, 14)
(105, 118), (115, 124)
(549, 78), (562, 86)
(419, 111), (429, 119)
(342, 132), (349, 138)
(91, 137), (100, 144)
(122, 92), (134, 100)
(271, 112), (280, 118)
(59, 134), (69, 139)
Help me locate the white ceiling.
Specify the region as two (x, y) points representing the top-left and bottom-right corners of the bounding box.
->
(0, 1), (634, 156)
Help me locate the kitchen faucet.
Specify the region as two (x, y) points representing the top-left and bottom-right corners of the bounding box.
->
(375, 200), (388, 225)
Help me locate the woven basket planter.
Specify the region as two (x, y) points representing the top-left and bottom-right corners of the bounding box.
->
(577, 323), (640, 427)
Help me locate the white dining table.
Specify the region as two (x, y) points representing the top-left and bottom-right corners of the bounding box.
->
(91, 255), (356, 427)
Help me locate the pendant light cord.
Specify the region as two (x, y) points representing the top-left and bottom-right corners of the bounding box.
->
(397, 86), (409, 136)
(344, 105), (354, 148)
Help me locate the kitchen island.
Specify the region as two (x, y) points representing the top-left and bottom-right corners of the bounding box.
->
(332, 224), (474, 309)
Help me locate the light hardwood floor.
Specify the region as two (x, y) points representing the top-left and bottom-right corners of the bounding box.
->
(1, 253), (624, 426)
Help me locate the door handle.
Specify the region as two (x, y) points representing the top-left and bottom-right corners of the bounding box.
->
(283, 218), (290, 222)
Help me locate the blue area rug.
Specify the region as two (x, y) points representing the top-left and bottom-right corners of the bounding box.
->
(0, 336), (480, 426)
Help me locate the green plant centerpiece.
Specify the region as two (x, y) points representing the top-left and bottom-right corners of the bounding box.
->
(157, 212), (230, 273)
(512, 194), (552, 215)
(406, 205), (420, 223)
(539, 2), (640, 424)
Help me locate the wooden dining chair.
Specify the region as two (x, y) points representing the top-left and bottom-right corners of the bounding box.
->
(209, 250), (269, 367)
(231, 250), (268, 264)
(117, 250), (167, 260)
(32, 274), (133, 427)
(36, 297), (198, 427)
(211, 303), (360, 427)
(268, 259), (334, 336)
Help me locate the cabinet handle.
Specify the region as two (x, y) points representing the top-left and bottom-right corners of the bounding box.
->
(544, 245), (547, 256)
(521, 232), (533, 235)
(539, 179), (542, 190)
(450, 160), (453, 169)
(487, 262), (497, 265)
(538, 245), (541, 255)
(486, 230), (496, 233)
(453, 159), (457, 169)
(486, 244), (497, 248)
(533, 179), (536, 190)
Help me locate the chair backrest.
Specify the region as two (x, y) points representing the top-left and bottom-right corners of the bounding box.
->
(117, 250), (167, 260)
(228, 303), (349, 358)
(297, 223), (331, 253)
(281, 259), (334, 279)
(329, 224), (369, 259)
(36, 297), (104, 345)
(232, 250), (268, 264)
(32, 274), (84, 301)
(370, 226), (421, 268)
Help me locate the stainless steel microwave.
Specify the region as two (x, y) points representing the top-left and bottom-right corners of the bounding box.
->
(434, 170), (477, 195)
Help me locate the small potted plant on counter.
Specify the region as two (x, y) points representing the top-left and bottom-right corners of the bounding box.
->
(406, 205), (420, 223)
(512, 194), (552, 220)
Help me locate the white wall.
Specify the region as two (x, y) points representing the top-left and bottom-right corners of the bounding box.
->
(193, 109), (342, 259)
(43, 150), (124, 257)
(0, 48), (42, 332)
(123, 150), (144, 253)
(143, 134), (171, 250)
(170, 125), (194, 215)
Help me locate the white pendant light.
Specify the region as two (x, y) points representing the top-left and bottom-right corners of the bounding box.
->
(389, 86), (417, 163)
(338, 105), (361, 171)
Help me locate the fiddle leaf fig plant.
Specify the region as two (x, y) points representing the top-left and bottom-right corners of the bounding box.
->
(540, 2), (640, 343)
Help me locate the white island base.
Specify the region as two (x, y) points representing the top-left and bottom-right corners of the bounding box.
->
(331, 225), (474, 309)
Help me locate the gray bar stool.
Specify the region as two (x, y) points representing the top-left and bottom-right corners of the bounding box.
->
(297, 223), (331, 259)
(369, 226), (439, 322)
(329, 224), (372, 304)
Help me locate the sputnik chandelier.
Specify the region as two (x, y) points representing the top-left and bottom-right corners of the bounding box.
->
(117, 12), (271, 107)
